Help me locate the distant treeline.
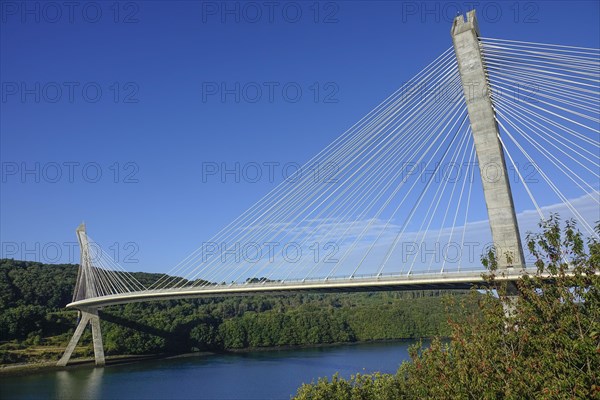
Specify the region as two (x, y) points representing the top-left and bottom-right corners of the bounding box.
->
(0, 259), (475, 364)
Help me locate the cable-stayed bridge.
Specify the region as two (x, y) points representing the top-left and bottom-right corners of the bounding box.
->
(57, 11), (600, 367)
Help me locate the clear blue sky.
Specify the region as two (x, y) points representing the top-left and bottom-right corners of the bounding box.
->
(1, 1), (599, 272)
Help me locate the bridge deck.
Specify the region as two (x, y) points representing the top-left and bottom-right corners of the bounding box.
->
(68, 268), (538, 309)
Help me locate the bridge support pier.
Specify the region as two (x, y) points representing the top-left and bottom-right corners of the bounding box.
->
(57, 308), (105, 367)
(502, 295), (520, 332)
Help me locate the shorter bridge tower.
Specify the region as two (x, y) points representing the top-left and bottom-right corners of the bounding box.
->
(57, 223), (105, 367)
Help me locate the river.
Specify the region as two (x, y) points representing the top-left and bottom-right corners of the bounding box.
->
(1, 340), (418, 400)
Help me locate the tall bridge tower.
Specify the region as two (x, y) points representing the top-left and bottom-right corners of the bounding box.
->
(451, 11), (525, 269)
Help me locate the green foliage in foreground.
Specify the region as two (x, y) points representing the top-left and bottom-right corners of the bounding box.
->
(0, 259), (472, 364)
(294, 216), (600, 399)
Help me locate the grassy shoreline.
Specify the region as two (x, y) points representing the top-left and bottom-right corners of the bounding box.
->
(0, 354), (165, 377)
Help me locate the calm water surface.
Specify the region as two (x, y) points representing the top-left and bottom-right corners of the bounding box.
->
(1, 340), (417, 400)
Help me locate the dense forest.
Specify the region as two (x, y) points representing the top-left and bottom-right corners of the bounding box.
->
(0, 259), (473, 365)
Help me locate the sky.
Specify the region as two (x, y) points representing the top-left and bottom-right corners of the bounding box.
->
(1, 0), (599, 275)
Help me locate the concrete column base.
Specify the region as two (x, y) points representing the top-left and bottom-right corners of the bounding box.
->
(57, 308), (105, 367)
(502, 295), (519, 332)
(502, 295), (518, 317)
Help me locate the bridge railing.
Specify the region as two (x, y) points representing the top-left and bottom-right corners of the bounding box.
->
(127, 264), (540, 296)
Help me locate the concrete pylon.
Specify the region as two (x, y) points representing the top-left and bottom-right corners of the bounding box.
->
(57, 308), (105, 367)
(57, 224), (106, 367)
(73, 223), (98, 302)
(451, 10), (525, 270)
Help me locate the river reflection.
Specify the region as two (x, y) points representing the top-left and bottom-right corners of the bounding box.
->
(56, 367), (104, 399)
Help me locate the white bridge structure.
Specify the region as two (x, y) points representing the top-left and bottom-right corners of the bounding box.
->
(58, 11), (600, 367)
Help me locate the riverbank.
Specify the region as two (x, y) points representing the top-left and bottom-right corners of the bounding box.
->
(0, 354), (163, 377)
(223, 337), (425, 355)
